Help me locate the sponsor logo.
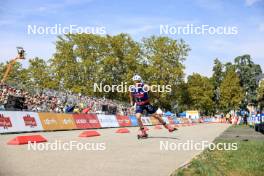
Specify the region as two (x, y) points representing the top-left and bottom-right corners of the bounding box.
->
(0, 114), (12, 129)
(118, 119), (130, 123)
(44, 119), (58, 125)
(63, 118), (73, 125)
(75, 118), (99, 124)
(99, 118), (116, 123)
(142, 118), (151, 123)
(88, 119), (99, 124)
(76, 119), (87, 124)
(23, 115), (37, 127)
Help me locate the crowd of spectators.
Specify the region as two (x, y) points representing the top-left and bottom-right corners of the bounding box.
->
(0, 84), (131, 115)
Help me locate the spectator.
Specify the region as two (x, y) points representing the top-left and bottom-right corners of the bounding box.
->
(0, 83), (130, 115)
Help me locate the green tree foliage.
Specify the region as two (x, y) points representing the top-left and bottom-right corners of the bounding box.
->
(177, 82), (191, 113)
(96, 34), (141, 101)
(234, 55), (262, 106)
(224, 62), (235, 72)
(28, 57), (55, 89)
(50, 34), (82, 93)
(257, 81), (264, 111)
(220, 68), (244, 112)
(0, 62), (28, 89)
(141, 36), (190, 109)
(212, 58), (224, 88)
(48, 33), (190, 110)
(212, 58), (224, 112)
(1, 33), (263, 113)
(49, 33), (142, 100)
(187, 73), (214, 115)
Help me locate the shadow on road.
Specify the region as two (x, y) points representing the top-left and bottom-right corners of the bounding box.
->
(147, 136), (180, 140)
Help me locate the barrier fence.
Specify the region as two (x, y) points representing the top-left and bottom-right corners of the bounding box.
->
(247, 114), (264, 126)
(0, 111), (222, 134)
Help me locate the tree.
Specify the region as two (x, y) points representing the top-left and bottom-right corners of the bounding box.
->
(257, 80), (264, 111)
(234, 55), (262, 107)
(0, 62), (28, 89)
(187, 73), (214, 115)
(142, 36), (190, 110)
(177, 82), (191, 113)
(219, 68), (244, 113)
(49, 34), (79, 92)
(27, 57), (55, 91)
(212, 58), (224, 88)
(212, 58), (224, 113)
(49, 34), (109, 94)
(47, 34), (191, 110)
(224, 62), (235, 72)
(96, 33), (141, 101)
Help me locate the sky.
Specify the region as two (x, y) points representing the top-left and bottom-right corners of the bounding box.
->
(0, 0), (263, 77)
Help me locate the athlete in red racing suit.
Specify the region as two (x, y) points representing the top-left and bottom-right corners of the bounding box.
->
(129, 75), (177, 138)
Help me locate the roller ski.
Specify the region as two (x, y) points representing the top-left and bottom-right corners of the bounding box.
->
(137, 128), (148, 139)
(164, 124), (178, 132)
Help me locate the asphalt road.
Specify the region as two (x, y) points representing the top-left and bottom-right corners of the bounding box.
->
(0, 123), (230, 176)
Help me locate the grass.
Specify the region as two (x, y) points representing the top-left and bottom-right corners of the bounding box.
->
(171, 126), (264, 176)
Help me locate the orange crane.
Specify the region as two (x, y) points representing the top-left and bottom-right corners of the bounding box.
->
(1, 47), (26, 84)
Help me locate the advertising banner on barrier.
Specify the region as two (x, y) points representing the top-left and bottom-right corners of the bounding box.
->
(129, 115), (138, 126)
(256, 114), (263, 124)
(162, 116), (169, 124)
(116, 115), (132, 127)
(180, 118), (191, 124)
(174, 118), (181, 124)
(150, 116), (161, 125)
(39, 113), (77, 130)
(38, 112), (61, 130)
(248, 115), (256, 125)
(97, 115), (119, 128)
(73, 114), (101, 129)
(167, 117), (175, 124)
(186, 110), (200, 119)
(248, 116), (252, 125)
(0, 111), (43, 133)
(55, 114), (76, 130)
(141, 116), (152, 126)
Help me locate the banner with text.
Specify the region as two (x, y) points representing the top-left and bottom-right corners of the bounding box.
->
(141, 116), (152, 126)
(73, 114), (101, 129)
(97, 115), (119, 128)
(0, 111), (43, 133)
(116, 115), (132, 127)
